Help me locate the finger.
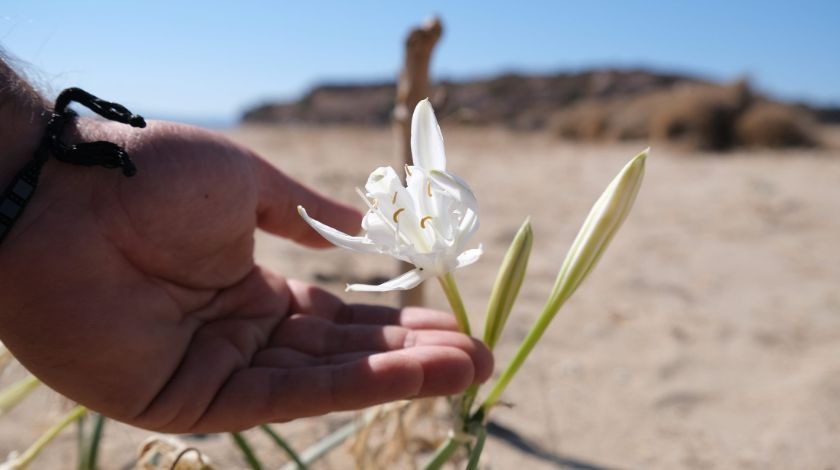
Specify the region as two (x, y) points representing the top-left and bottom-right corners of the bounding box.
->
(286, 279), (459, 330)
(251, 155), (362, 248)
(270, 314), (488, 363)
(269, 315), (407, 354)
(191, 345), (478, 432)
(251, 347), (375, 368)
(345, 305), (460, 330)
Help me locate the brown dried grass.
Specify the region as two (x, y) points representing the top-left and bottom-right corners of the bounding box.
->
(550, 80), (819, 151)
(649, 80), (751, 151)
(735, 101), (816, 148)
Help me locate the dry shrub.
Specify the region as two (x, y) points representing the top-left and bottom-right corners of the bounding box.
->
(606, 93), (668, 141)
(551, 79), (818, 151)
(551, 101), (612, 140)
(735, 101), (817, 148)
(649, 80), (751, 151)
(551, 81), (754, 150)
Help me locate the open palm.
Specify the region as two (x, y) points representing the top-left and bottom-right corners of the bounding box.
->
(0, 119), (492, 432)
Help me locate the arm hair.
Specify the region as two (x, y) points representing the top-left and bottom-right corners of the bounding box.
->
(0, 47), (47, 115)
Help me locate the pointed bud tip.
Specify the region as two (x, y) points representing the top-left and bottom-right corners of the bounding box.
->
(414, 98), (435, 116)
(623, 148), (648, 174)
(515, 217), (533, 240)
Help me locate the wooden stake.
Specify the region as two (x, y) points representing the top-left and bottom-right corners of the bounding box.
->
(393, 17), (443, 308)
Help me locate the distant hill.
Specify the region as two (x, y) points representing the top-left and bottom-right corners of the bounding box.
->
(241, 68), (839, 150)
(242, 69), (710, 128)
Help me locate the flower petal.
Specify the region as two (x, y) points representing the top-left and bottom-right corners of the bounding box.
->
(429, 170), (478, 212)
(365, 166), (403, 196)
(361, 211), (396, 246)
(455, 246), (483, 269)
(410, 99), (446, 171)
(346, 268), (430, 292)
(430, 170), (480, 241)
(298, 206), (381, 254)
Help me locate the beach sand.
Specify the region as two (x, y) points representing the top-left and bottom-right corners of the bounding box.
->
(1, 125), (839, 469)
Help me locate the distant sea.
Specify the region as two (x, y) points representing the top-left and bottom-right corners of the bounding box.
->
(146, 114), (238, 130)
(75, 109), (239, 130)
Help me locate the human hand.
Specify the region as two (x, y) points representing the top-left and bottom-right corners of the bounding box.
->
(0, 119), (492, 432)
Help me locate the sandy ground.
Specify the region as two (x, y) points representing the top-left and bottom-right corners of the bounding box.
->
(1, 125), (839, 469)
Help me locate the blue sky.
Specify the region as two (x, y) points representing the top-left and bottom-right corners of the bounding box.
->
(2, 1), (838, 124)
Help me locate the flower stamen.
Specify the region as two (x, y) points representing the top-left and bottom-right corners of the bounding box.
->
(355, 188), (413, 246)
(355, 187), (372, 205)
(297, 99), (483, 293)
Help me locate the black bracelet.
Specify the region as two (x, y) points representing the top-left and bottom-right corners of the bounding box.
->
(0, 87), (146, 244)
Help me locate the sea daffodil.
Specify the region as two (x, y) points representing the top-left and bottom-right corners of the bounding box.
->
(298, 98), (481, 292)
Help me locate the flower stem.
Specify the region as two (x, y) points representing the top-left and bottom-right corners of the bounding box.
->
(465, 425), (487, 470)
(231, 432), (263, 470)
(459, 384), (479, 419)
(278, 404), (397, 470)
(12, 405), (87, 469)
(438, 273), (471, 335)
(0, 375), (40, 416)
(422, 436), (460, 470)
(260, 424), (307, 469)
(80, 413), (106, 470)
(480, 301), (553, 410)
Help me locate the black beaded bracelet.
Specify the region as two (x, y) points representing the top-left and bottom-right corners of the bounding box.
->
(0, 87), (146, 244)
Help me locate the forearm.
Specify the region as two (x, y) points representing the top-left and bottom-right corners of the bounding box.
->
(0, 55), (50, 186)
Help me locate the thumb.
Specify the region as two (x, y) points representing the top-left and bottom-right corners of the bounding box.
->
(252, 155), (361, 248)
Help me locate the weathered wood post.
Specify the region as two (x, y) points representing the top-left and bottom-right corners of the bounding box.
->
(393, 17), (443, 308)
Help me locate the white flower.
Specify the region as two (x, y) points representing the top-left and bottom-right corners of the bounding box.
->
(299, 99), (482, 291)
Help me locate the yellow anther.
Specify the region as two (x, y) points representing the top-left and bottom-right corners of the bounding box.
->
(391, 191), (398, 204)
(420, 216), (433, 229)
(393, 208), (405, 223)
(426, 181), (432, 197)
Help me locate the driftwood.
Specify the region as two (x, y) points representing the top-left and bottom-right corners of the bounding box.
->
(393, 18), (443, 308)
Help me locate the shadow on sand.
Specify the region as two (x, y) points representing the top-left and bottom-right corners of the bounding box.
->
(488, 420), (623, 470)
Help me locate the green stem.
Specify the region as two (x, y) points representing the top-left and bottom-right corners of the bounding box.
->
(465, 426), (487, 470)
(259, 425), (307, 469)
(422, 436), (461, 470)
(0, 375), (41, 416)
(438, 273), (471, 335)
(278, 406), (385, 470)
(459, 384), (479, 420)
(480, 300), (555, 410)
(13, 405), (87, 469)
(231, 432), (263, 470)
(81, 414), (105, 470)
(76, 415), (86, 470)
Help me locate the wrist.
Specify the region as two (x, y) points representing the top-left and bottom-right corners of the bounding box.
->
(0, 63), (50, 187)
